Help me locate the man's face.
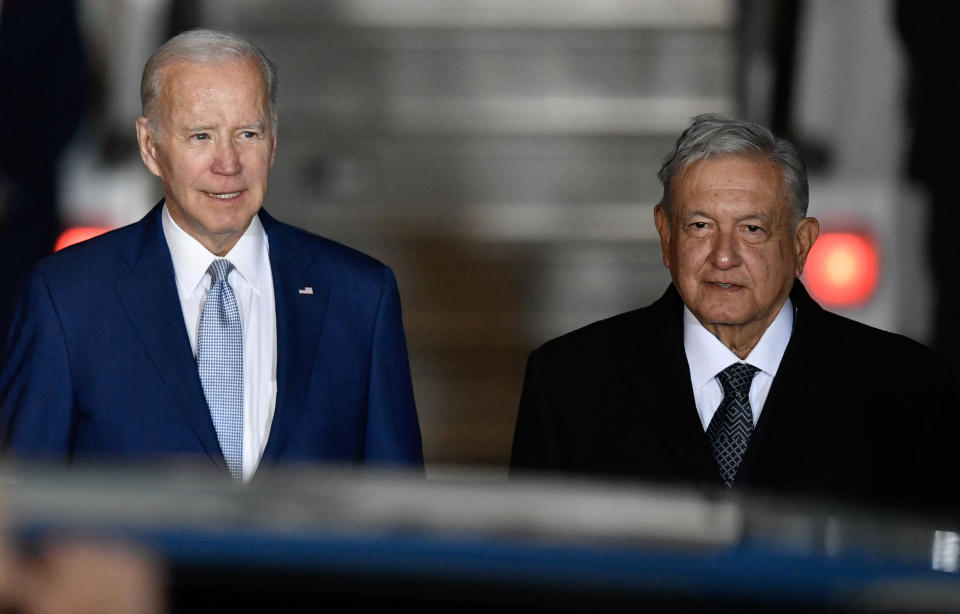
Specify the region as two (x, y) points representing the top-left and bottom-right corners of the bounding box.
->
(136, 58), (276, 256)
(654, 155), (818, 350)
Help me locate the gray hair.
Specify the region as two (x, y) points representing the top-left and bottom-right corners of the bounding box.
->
(140, 28), (278, 135)
(656, 113), (808, 227)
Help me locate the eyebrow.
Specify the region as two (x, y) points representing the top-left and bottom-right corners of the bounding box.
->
(182, 121), (266, 132)
(684, 209), (771, 222)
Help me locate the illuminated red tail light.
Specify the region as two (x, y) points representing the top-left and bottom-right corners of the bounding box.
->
(803, 231), (879, 308)
(54, 227), (111, 252)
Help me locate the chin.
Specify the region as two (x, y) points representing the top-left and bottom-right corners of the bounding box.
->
(699, 306), (753, 326)
(209, 209), (256, 229)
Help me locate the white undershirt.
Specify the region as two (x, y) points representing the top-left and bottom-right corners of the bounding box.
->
(161, 205), (277, 481)
(683, 299), (793, 431)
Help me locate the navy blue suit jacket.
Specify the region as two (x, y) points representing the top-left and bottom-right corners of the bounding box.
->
(0, 203), (423, 473)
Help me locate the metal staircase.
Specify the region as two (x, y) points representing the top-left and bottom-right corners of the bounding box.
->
(197, 0), (738, 468)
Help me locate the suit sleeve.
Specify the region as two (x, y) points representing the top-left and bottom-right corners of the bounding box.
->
(510, 347), (562, 474)
(0, 268), (76, 458)
(363, 266), (424, 466)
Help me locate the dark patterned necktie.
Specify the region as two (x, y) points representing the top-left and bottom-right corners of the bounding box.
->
(197, 259), (243, 480)
(706, 362), (760, 487)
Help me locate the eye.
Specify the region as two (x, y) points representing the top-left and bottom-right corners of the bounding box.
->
(684, 221), (711, 236)
(192, 133), (209, 141)
(741, 224), (767, 241)
(241, 130), (259, 139)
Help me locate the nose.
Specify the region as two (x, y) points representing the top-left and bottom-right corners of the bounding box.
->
(710, 230), (742, 270)
(211, 141), (241, 175)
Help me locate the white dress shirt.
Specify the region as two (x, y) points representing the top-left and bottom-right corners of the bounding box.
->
(683, 299), (793, 431)
(161, 205), (277, 481)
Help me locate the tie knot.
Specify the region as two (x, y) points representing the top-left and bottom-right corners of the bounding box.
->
(207, 259), (234, 284)
(718, 362), (759, 398)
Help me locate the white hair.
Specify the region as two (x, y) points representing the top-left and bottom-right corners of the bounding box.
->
(140, 28), (278, 135)
(657, 113), (809, 227)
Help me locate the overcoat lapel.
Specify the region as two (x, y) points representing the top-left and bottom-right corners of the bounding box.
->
(625, 286), (719, 483)
(259, 211), (331, 462)
(737, 282), (833, 487)
(114, 204), (226, 469)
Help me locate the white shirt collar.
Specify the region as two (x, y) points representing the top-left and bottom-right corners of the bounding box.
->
(683, 297), (794, 386)
(161, 204), (268, 300)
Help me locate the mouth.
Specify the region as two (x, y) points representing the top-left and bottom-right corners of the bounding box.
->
(204, 191), (242, 200)
(709, 282), (741, 289)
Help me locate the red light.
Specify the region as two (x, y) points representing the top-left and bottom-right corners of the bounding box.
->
(803, 231), (879, 307)
(54, 227), (111, 252)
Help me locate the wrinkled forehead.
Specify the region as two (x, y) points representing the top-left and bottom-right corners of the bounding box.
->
(671, 154), (790, 214)
(157, 58), (269, 112)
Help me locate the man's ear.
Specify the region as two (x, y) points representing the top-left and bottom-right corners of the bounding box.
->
(793, 216), (820, 276)
(135, 117), (162, 178)
(654, 204), (672, 268)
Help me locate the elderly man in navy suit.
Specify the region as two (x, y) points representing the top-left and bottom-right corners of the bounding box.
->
(512, 114), (960, 513)
(0, 28), (423, 479)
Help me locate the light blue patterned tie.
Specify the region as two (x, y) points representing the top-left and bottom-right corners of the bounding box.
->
(197, 259), (243, 480)
(706, 362), (759, 487)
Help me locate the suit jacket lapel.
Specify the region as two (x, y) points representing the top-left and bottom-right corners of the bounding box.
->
(625, 286), (719, 483)
(114, 203), (226, 468)
(259, 210), (331, 462)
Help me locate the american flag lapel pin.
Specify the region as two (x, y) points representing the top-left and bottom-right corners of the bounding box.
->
(298, 286), (314, 295)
